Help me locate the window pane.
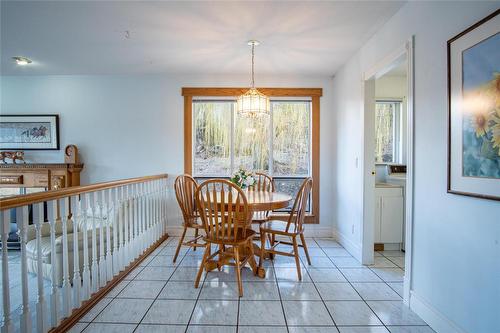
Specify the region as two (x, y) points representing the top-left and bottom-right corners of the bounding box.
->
(375, 102), (395, 163)
(234, 113), (269, 172)
(272, 101), (310, 176)
(193, 102), (232, 176)
(273, 178), (311, 212)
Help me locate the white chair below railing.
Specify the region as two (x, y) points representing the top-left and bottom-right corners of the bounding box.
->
(0, 174), (169, 333)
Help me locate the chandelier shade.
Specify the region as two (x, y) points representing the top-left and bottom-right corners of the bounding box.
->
(237, 40), (270, 117)
(236, 88), (270, 118)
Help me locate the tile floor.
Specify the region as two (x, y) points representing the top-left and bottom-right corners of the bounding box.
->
(70, 237), (433, 333)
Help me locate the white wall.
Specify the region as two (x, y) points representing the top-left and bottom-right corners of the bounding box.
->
(375, 75), (406, 99)
(332, 2), (500, 333)
(0, 74), (334, 235)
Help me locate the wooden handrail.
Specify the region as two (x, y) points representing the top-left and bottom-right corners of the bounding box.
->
(0, 173), (168, 210)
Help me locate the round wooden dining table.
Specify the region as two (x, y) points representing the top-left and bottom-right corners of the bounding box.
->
(244, 189), (292, 212)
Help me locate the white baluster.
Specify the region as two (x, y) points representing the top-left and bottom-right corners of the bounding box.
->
(160, 180), (164, 238)
(90, 193), (99, 293)
(139, 183), (145, 253)
(1, 210), (13, 333)
(129, 184), (134, 261)
(162, 178), (168, 237)
(150, 181), (155, 245)
(158, 180), (163, 240)
(129, 185), (134, 261)
(151, 181), (156, 244)
(158, 180), (162, 238)
(98, 192), (106, 287)
(81, 194), (91, 301)
(159, 180), (164, 237)
(112, 188), (119, 275)
(135, 184), (140, 257)
(117, 187), (124, 271)
(106, 189), (113, 281)
(123, 186), (130, 266)
(153, 181), (158, 243)
(145, 182), (151, 248)
(16, 206), (32, 333)
(129, 185), (135, 260)
(48, 201), (60, 327)
(149, 181), (154, 246)
(153, 180), (160, 242)
(60, 198), (71, 318)
(134, 184), (139, 258)
(33, 203), (47, 333)
(70, 196), (82, 309)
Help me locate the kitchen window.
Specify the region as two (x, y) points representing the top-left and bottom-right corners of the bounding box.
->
(375, 100), (403, 164)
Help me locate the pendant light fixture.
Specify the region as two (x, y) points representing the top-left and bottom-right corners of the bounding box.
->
(236, 40), (270, 118)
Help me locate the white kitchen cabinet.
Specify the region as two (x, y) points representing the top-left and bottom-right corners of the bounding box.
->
(375, 186), (403, 244)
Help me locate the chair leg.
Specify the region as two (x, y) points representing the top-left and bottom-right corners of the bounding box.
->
(195, 244), (210, 288)
(193, 228), (199, 251)
(292, 236), (302, 281)
(247, 240), (257, 276)
(259, 231), (266, 269)
(234, 247), (243, 297)
(300, 233), (311, 265)
(173, 226), (187, 263)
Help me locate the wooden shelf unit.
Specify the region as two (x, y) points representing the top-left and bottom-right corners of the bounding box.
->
(0, 163), (84, 190)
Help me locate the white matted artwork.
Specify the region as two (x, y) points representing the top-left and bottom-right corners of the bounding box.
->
(447, 10), (500, 201)
(0, 115), (60, 150)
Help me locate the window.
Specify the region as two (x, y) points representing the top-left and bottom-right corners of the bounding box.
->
(193, 99), (311, 212)
(375, 100), (402, 163)
(183, 88), (321, 223)
(193, 101), (232, 176)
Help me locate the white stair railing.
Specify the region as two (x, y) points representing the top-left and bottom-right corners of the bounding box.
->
(0, 174), (168, 333)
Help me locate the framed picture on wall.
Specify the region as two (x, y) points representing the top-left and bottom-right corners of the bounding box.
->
(447, 9), (500, 201)
(0, 114), (60, 150)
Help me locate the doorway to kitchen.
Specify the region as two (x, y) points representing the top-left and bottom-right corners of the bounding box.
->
(360, 37), (414, 305)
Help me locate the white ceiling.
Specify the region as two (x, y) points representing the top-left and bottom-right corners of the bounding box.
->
(1, 1), (405, 76)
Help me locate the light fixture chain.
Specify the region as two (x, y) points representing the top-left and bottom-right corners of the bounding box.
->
(251, 43), (255, 88)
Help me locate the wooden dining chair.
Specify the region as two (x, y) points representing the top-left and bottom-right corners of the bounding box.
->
(258, 178), (313, 280)
(173, 174), (205, 263)
(194, 179), (257, 296)
(248, 172), (275, 223)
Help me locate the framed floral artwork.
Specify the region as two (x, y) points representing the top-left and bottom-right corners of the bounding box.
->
(447, 10), (499, 201)
(0, 115), (60, 150)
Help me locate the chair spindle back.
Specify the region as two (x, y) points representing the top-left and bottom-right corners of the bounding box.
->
(287, 178), (313, 233)
(249, 173), (275, 192)
(174, 175), (198, 227)
(196, 179), (251, 242)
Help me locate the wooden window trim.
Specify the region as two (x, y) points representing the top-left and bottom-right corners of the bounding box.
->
(183, 87), (322, 224)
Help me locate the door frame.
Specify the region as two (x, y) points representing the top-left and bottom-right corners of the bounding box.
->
(361, 37), (415, 305)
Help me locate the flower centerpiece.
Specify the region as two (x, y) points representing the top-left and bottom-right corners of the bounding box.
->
(230, 168), (256, 189)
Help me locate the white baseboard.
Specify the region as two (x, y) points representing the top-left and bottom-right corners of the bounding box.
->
(302, 226), (334, 238)
(410, 291), (467, 333)
(333, 228), (362, 261)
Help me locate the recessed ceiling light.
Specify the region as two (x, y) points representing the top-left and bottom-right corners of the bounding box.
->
(12, 56), (32, 66)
